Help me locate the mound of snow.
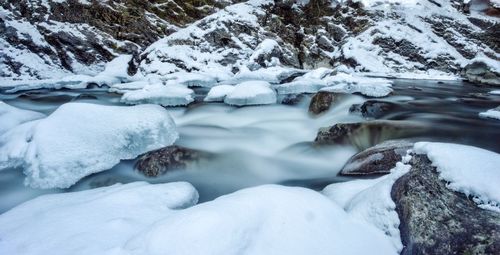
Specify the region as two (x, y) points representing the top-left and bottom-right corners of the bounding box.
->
(321, 73), (393, 97)
(0, 182), (199, 255)
(479, 106), (500, 120)
(121, 83), (194, 106)
(414, 142), (500, 212)
(0, 102), (45, 134)
(109, 81), (150, 94)
(224, 80), (277, 106)
(0, 103), (178, 188)
(204, 85), (235, 102)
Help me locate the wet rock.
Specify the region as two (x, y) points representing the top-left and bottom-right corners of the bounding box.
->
(135, 145), (213, 177)
(340, 140), (413, 176)
(315, 120), (428, 149)
(392, 154), (500, 255)
(309, 91), (335, 115)
(349, 100), (398, 118)
(462, 60), (500, 86)
(280, 93), (306, 105)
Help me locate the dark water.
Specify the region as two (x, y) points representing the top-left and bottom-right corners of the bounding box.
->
(0, 79), (499, 213)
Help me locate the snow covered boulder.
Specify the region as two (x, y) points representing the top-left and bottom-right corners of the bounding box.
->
(321, 74), (393, 97)
(224, 80), (277, 106)
(123, 185), (397, 255)
(0, 102), (45, 134)
(0, 182), (199, 255)
(0, 103), (178, 188)
(204, 85), (235, 102)
(462, 58), (500, 86)
(121, 83), (195, 106)
(479, 106), (500, 120)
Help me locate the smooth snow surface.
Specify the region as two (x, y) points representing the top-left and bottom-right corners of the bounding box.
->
(0, 182), (199, 255)
(0, 102), (45, 134)
(414, 142), (500, 212)
(121, 83), (194, 106)
(204, 85), (235, 102)
(224, 80), (277, 106)
(0, 103), (178, 188)
(321, 73), (393, 97)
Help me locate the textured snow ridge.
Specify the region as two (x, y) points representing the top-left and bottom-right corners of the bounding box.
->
(0, 182), (199, 255)
(121, 83), (195, 106)
(0, 103), (178, 188)
(224, 80), (277, 106)
(414, 142), (500, 212)
(0, 184), (397, 255)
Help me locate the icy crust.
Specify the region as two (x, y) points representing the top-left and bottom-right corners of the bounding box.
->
(0, 183), (397, 255)
(414, 142), (500, 212)
(321, 73), (393, 97)
(0, 102), (45, 134)
(0, 182), (199, 255)
(0, 103), (178, 188)
(204, 85), (235, 102)
(121, 83), (195, 106)
(479, 107), (500, 120)
(224, 80), (277, 106)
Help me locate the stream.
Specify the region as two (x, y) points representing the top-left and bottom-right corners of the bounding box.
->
(1, 79), (499, 213)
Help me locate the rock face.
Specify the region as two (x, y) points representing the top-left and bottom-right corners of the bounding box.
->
(392, 154), (500, 255)
(340, 140), (413, 176)
(309, 91), (335, 115)
(135, 145), (212, 177)
(315, 121), (427, 150)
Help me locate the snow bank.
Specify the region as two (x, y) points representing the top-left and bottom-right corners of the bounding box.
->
(414, 142), (500, 212)
(479, 107), (500, 120)
(121, 83), (194, 106)
(0, 102), (45, 134)
(0, 103), (178, 188)
(275, 68), (333, 94)
(321, 73), (393, 97)
(224, 80), (277, 106)
(0, 182), (199, 255)
(204, 85), (235, 102)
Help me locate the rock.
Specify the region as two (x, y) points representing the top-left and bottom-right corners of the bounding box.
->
(349, 100), (398, 118)
(391, 154), (500, 255)
(340, 140), (413, 176)
(280, 94), (306, 105)
(462, 60), (500, 86)
(309, 91), (335, 115)
(135, 145), (212, 177)
(315, 120), (428, 149)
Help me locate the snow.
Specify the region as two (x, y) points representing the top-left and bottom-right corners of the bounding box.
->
(0, 184), (397, 255)
(479, 107), (500, 120)
(489, 90), (500, 95)
(0, 182), (199, 255)
(204, 85), (235, 102)
(274, 68), (333, 94)
(121, 83), (195, 106)
(0, 103), (178, 188)
(321, 73), (393, 97)
(323, 162), (411, 252)
(224, 80), (277, 106)
(0, 102), (45, 134)
(414, 142), (500, 212)
(109, 81), (149, 94)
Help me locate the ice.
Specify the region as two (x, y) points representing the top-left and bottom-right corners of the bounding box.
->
(0, 102), (45, 134)
(204, 85), (235, 102)
(121, 83), (195, 106)
(479, 107), (500, 120)
(321, 73), (393, 97)
(0, 103), (178, 188)
(489, 90), (500, 95)
(414, 142), (500, 212)
(0, 182), (199, 255)
(109, 81), (149, 94)
(224, 80), (277, 106)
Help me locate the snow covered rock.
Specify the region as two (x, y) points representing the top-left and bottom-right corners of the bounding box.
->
(121, 83), (195, 106)
(0, 103), (178, 188)
(0, 102), (45, 134)
(321, 74), (393, 97)
(204, 85), (235, 102)
(462, 58), (500, 86)
(479, 106), (500, 120)
(224, 80), (277, 106)
(0, 182), (199, 255)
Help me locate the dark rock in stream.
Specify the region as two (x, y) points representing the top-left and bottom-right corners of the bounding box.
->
(462, 60), (500, 86)
(315, 120), (428, 150)
(280, 93), (306, 105)
(392, 154), (500, 255)
(135, 145), (213, 177)
(309, 91), (335, 115)
(340, 140), (413, 176)
(349, 100), (398, 118)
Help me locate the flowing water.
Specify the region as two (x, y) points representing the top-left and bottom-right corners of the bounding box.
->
(1, 79), (499, 213)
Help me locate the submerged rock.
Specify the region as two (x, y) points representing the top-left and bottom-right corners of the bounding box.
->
(315, 120), (427, 150)
(392, 154), (500, 255)
(135, 146), (212, 177)
(349, 100), (398, 118)
(309, 91), (335, 115)
(340, 140), (413, 176)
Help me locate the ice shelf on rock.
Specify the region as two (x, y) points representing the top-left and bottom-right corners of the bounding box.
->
(121, 83), (195, 106)
(204, 85), (235, 102)
(321, 73), (393, 97)
(0, 102), (178, 188)
(224, 80), (277, 106)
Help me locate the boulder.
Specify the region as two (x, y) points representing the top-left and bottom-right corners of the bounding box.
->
(392, 154), (500, 254)
(349, 100), (398, 118)
(462, 60), (500, 86)
(340, 140), (413, 176)
(135, 146), (213, 177)
(309, 91), (335, 115)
